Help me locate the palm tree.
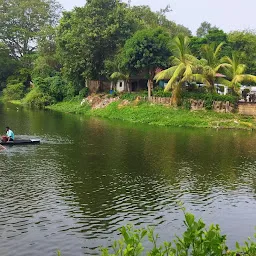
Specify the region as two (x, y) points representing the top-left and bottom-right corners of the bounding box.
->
(154, 35), (198, 105)
(218, 53), (256, 94)
(192, 42), (225, 92)
(110, 71), (130, 92)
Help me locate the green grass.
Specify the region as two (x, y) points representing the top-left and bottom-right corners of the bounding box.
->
(46, 99), (91, 114)
(47, 100), (256, 130)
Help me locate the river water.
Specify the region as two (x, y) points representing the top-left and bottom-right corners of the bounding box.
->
(0, 103), (256, 256)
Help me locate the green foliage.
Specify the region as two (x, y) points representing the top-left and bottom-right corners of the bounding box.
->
(47, 99), (91, 114)
(122, 28), (171, 75)
(79, 87), (89, 98)
(0, 43), (19, 84)
(33, 75), (72, 101)
(119, 92), (147, 101)
(182, 99), (191, 110)
(236, 235), (256, 255)
(23, 88), (55, 108)
(182, 92), (238, 104)
(130, 5), (191, 37)
(100, 211), (256, 256)
(152, 87), (172, 97)
(0, 0), (62, 59)
(2, 82), (25, 101)
(196, 21), (218, 38)
(228, 30), (256, 75)
(57, 0), (139, 83)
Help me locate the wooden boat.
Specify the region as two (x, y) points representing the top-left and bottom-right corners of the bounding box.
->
(0, 139), (40, 145)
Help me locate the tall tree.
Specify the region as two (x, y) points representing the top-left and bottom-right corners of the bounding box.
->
(155, 36), (198, 105)
(196, 21), (217, 38)
(130, 5), (191, 36)
(219, 54), (256, 94)
(0, 43), (18, 84)
(192, 43), (225, 92)
(0, 0), (62, 59)
(228, 30), (256, 74)
(32, 26), (60, 78)
(122, 28), (172, 98)
(57, 0), (139, 85)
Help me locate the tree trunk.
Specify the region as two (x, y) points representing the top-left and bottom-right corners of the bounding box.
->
(147, 79), (152, 99)
(126, 80), (130, 92)
(171, 83), (182, 106)
(147, 69), (155, 99)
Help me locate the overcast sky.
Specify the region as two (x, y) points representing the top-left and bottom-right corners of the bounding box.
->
(58, 0), (256, 35)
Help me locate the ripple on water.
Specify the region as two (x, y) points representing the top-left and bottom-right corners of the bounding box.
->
(1, 126), (256, 255)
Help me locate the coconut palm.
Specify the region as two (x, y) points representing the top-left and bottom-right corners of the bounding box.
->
(192, 42), (225, 92)
(218, 53), (256, 94)
(154, 35), (198, 105)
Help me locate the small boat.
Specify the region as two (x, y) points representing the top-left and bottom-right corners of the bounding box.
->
(0, 139), (40, 146)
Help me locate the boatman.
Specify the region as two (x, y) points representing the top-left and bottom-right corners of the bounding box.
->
(2, 126), (14, 142)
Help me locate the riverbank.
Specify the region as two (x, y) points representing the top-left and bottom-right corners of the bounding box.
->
(46, 99), (256, 130)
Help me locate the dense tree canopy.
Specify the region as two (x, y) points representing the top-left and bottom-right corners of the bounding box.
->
(122, 28), (172, 97)
(57, 0), (140, 85)
(0, 43), (18, 85)
(196, 21), (218, 38)
(2, 0), (256, 107)
(228, 30), (256, 74)
(0, 0), (62, 58)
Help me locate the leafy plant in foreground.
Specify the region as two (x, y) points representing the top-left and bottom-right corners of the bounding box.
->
(100, 210), (256, 256)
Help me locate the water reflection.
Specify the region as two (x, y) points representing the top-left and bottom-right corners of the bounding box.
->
(0, 103), (256, 255)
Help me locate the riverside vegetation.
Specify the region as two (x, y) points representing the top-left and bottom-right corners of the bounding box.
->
(46, 91), (256, 130)
(57, 210), (256, 256)
(2, 0), (256, 112)
(2, 0), (256, 252)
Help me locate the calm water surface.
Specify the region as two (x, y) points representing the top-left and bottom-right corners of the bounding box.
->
(0, 103), (256, 256)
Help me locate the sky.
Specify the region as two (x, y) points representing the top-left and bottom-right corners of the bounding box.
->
(58, 0), (256, 35)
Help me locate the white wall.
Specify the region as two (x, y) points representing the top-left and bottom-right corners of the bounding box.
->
(116, 80), (125, 92)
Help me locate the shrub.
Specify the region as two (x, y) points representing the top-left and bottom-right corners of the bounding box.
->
(48, 76), (68, 101)
(182, 92), (239, 104)
(79, 87), (89, 99)
(101, 210), (256, 256)
(153, 87), (172, 97)
(3, 82), (25, 101)
(64, 82), (76, 100)
(33, 75), (74, 102)
(23, 88), (55, 108)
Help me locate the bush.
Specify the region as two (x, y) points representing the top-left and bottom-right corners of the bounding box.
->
(152, 86), (172, 97)
(2, 82), (25, 101)
(33, 76), (67, 101)
(182, 92), (239, 104)
(79, 87), (89, 99)
(64, 82), (76, 100)
(101, 210), (256, 256)
(32, 75), (77, 102)
(48, 76), (68, 101)
(23, 88), (55, 108)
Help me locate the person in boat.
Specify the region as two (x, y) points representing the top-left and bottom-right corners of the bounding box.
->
(1, 126), (14, 142)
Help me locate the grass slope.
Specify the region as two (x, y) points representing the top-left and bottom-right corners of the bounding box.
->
(47, 100), (256, 130)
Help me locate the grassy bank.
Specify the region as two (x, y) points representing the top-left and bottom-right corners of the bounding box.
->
(46, 100), (256, 130)
(46, 100), (90, 114)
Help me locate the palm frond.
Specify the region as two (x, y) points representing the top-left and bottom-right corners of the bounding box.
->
(214, 42), (224, 58)
(164, 64), (185, 91)
(233, 74), (256, 84)
(110, 72), (129, 81)
(154, 66), (177, 81)
(217, 78), (232, 88)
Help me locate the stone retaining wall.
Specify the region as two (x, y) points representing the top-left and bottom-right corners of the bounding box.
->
(238, 102), (256, 116)
(146, 97), (235, 113)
